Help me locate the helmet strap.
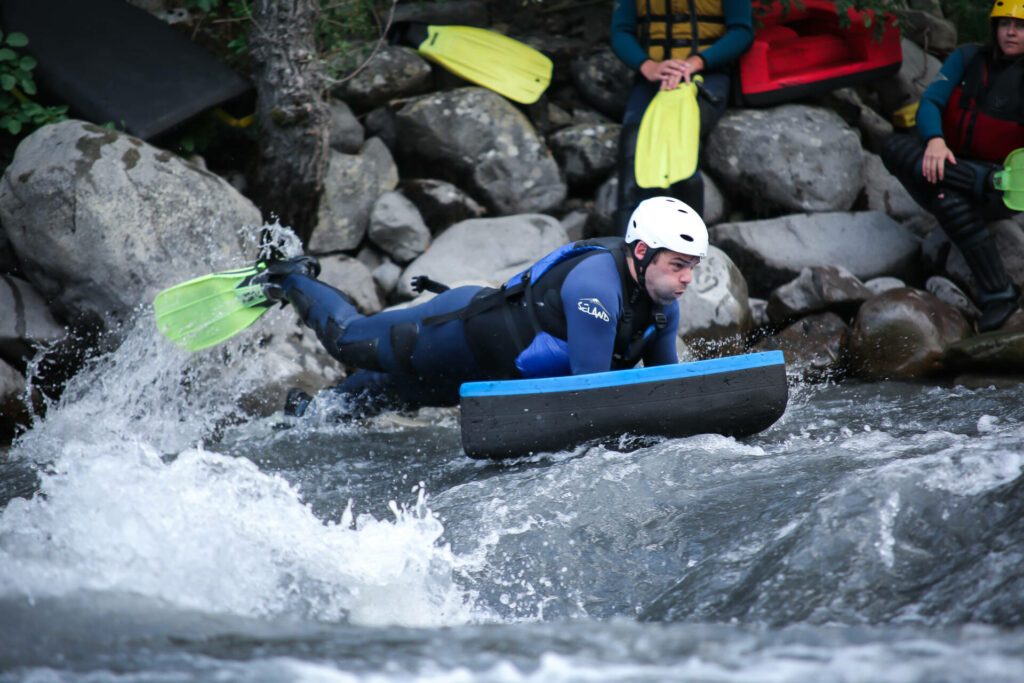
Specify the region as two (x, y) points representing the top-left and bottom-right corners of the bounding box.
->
(629, 242), (660, 297)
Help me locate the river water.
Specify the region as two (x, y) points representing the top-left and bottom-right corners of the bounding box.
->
(2, 314), (1024, 682)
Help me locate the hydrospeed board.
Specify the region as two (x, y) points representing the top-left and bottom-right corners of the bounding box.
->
(459, 351), (788, 459)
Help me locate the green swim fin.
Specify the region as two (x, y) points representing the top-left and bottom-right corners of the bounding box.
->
(993, 147), (1024, 211)
(635, 81), (700, 189)
(395, 23), (552, 105)
(154, 263), (271, 351)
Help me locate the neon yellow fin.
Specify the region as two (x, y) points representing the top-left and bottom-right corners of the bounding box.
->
(416, 25), (552, 105)
(993, 147), (1024, 211)
(154, 264), (270, 352)
(635, 82), (700, 189)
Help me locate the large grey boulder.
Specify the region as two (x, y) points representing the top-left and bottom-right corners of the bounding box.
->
(0, 120), (261, 333)
(399, 178), (486, 234)
(705, 105), (864, 213)
(676, 245), (751, 351)
(396, 214), (568, 299)
(308, 138), (399, 254)
(711, 211), (922, 296)
(395, 87), (567, 215)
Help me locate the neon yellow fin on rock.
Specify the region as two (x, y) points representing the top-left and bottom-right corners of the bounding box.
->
(416, 25), (552, 105)
(154, 264), (270, 352)
(635, 81), (700, 189)
(993, 147), (1024, 211)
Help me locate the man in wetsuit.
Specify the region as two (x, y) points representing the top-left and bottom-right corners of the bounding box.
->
(881, 0), (1024, 331)
(257, 197), (709, 414)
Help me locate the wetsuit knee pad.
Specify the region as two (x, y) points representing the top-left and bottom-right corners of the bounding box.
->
(331, 337), (384, 372)
(389, 321), (419, 375)
(933, 192), (985, 243)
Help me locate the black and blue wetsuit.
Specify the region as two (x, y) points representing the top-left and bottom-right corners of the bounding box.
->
(280, 237), (679, 409)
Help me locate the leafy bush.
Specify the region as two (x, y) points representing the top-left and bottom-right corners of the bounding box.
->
(0, 28), (67, 135)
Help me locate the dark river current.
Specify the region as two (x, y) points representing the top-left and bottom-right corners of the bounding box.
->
(2, 314), (1023, 682)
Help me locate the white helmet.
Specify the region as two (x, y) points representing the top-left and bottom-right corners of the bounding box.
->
(624, 197), (708, 259)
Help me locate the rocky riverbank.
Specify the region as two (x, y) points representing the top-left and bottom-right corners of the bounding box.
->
(2, 0), (1024, 444)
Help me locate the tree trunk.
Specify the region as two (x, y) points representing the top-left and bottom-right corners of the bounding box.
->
(250, 0), (329, 245)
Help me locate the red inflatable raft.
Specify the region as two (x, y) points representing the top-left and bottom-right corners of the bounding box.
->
(737, 0), (902, 107)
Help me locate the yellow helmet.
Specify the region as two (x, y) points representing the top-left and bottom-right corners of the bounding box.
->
(991, 0), (1024, 20)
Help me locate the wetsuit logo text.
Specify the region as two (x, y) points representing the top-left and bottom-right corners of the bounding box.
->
(577, 298), (611, 322)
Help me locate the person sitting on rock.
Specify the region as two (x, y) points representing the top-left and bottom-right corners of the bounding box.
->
(257, 197), (707, 416)
(881, 0), (1024, 332)
(610, 0), (754, 232)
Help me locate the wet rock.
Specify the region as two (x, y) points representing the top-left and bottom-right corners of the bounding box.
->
(331, 45), (433, 112)
(373, 261), (402, 298)
(677, 246), (751, 355)
(0, 357), (29, 440)
(547, 122), (620, 190)
(395, 87), (566, 215)
(0, 120), (259, 335)
(399, 179), (486, 234)
(570, 45), (634, 121)
(944, 329), (1024, 375)
(367, 191), (430, 265)
(824, 88), (894, 155)
(327, 98), (365, 154)
(767, 265), (874, 324)
(753, 311), (849, 382)
(864, 276), (906, 295)
(704, 105), (864, 213)
(926, 276), (981, 322)
(309, 138), (399, 254)
(712, 211), (921, 297)
(363, 106), (397, 151)
(397, 214), (567, 299)
(848, 287), (971, 379)
(0, 275), (66, 364)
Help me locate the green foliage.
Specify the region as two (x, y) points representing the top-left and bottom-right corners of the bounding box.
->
(0, 28), (67, 136)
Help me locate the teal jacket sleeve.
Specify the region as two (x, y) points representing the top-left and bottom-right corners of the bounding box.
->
(611, 0), (753, 72)
(916, 45), (979, 142)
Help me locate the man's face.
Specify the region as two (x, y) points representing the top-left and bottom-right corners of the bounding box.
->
(644, 248), (700, 305)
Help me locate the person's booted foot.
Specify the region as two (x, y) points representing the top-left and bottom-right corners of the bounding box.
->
(251, 255), (321, 303)
(977, 284), (1021, 332)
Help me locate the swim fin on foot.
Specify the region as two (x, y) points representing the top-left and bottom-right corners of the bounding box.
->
(635, 80), (700, 189)
(392, 23), (552, 105)
(993, 147), (1024, 211)
(154, 263), (272, 352)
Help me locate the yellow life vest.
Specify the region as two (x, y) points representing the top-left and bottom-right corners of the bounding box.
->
(636, 0), (726, 61)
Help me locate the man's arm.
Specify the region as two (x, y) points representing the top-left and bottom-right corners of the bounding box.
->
(560, 253), (624, 375)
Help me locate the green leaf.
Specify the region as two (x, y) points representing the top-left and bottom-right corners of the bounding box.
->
(20, 78), (36, 96)
(0, 74), (15, 91)
(0, 48), (16, 61)
(19, 55), (36, 71)
(2, 117), (22, 135)
(5, 32), (28, 48)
